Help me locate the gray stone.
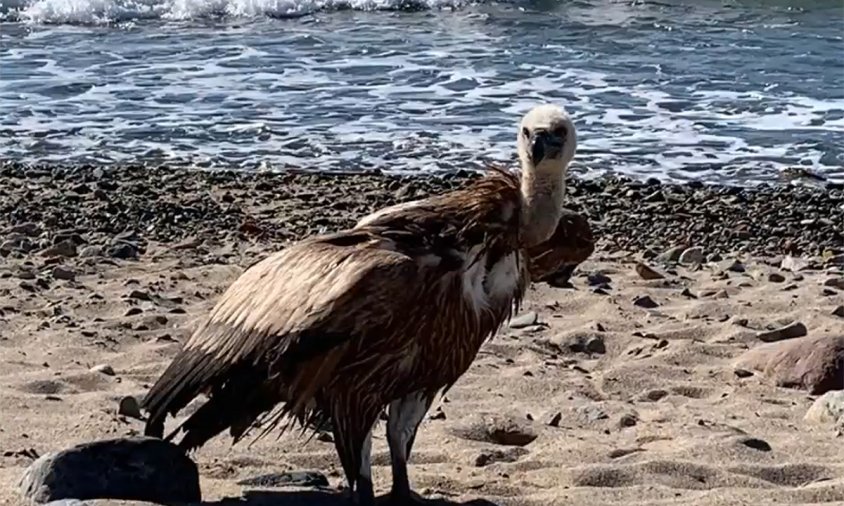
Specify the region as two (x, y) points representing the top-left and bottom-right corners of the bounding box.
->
(781, 255), (809, 272)
(39, 240), (77, 258)
(89, 364), (114, 376)
(236, 470), (329, 488)
(804, 391), (844, 426)
(656, 245), (685, 263)
(78, 246), (103, 258)
(51, 266), (76, 281)
(18, 437), (200, 503)
(509, 312), (538, 329)
(823, 278), (844, 290)
(678, 247), (705, 265)
(756, 321), (807, 342)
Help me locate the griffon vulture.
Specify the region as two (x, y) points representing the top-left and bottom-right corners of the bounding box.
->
(141, 104), (580, 505)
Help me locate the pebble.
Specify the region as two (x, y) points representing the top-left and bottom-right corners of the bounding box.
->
(756, 321), (808, 342)
(678, 247), (705, 265)
(739, 437), (772, 452)
(767, 272), (786, 283)
(109, 242), (139, 260)
(804, 391), (844, 426)
(546, 412), (563, 427)
(236, 471), (329, 488)
(509, 312), (538, 329)
(656, 246), (685, 263)
(635, 262), (665, 280)
(823, 278), (844, 290)
(51, 266), (76, 281)
(124, 307), (143, 316)
(781, 256), (809, 272)
(78, 245), (103, 258)
(565, 334), (606, 354)
(632, 295), (659, 309)
(18, 437), (200, 504)
(719, 259), (745, 273)
(586, 273), (612, 286)
(472, 447), (527, 467)
(128, 290), (151, 301)
(734, 368), (754, 378)
(451, 413), (538, 447)
(90, 364), (115, 376)
(118, 396), (143, 419)
(39, 240), (77, 258)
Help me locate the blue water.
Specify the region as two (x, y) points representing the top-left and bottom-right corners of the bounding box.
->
(1, 0), (842, 184)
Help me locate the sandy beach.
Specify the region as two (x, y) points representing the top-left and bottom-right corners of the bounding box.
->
(1, 161), (843, 506)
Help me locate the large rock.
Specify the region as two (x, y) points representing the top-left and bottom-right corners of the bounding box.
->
(735, 335), (844, 394)
(804, 391), (844, 426)
(19, 437), (200, 504)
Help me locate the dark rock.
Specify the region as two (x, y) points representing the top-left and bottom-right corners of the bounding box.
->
(51, 266), (76, 281)
(547, 412), (562, 427)
(633, 295), (659, 309)
(108, 242), (139, 260)
(635, 262), (664, 280)
(117, 396), (143, 419)
(618, 413), (638, 428)
(39, 240), (77, 258)
(740, 438), (772, 452)
(236, 470), (329, 488)
(824, 278), (844, 290)
(756, 321), (808, 342)
(586, 273), (612, 286)
(767, 272), (786, 283)
(124, 307), (143, 316)
(734, 368), (754, 378)
(127, 290), (150, 301)
(735, 335), (844, 394)
(833, 306), (844, 318)
(566, 334), (606, 354)
(18, 437), (200, 503)
(679, 247), (705, 265)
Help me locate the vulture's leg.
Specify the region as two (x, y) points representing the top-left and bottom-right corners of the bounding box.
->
(387, 390), (433, 504)
(332, 407), (379, 506)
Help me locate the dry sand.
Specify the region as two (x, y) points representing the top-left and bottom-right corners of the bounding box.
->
(1, 165), (844, 506)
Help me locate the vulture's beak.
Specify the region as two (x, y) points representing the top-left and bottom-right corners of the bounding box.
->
(531, 129), (564, 165)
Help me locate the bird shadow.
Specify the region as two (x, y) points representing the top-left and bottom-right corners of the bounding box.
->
(202, 489), (500, 506)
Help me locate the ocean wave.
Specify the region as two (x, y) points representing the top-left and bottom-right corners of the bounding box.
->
(0, 0), (472, 23)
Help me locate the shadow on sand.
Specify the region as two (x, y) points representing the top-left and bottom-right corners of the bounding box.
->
(204, 490), (500, 506)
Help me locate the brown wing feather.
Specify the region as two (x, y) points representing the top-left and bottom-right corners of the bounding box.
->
(528, 207), (595, 282)
(142, 167), (525, 447)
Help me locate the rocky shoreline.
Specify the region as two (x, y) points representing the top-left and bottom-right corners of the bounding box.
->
(0, 161), (842, 261)
(1, 159), (844, 505)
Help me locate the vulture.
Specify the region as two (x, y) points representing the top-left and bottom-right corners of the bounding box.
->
(141, 104), (580, 505)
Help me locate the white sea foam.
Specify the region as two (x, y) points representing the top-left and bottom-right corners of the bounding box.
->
(1, 0), (469, 23)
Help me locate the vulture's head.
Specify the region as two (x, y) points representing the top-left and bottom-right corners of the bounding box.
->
(517, 104), (576, 177)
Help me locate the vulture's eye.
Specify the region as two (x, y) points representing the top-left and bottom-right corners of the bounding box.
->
(554, 126), (568, 139)
(521, 127), (530, 138)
